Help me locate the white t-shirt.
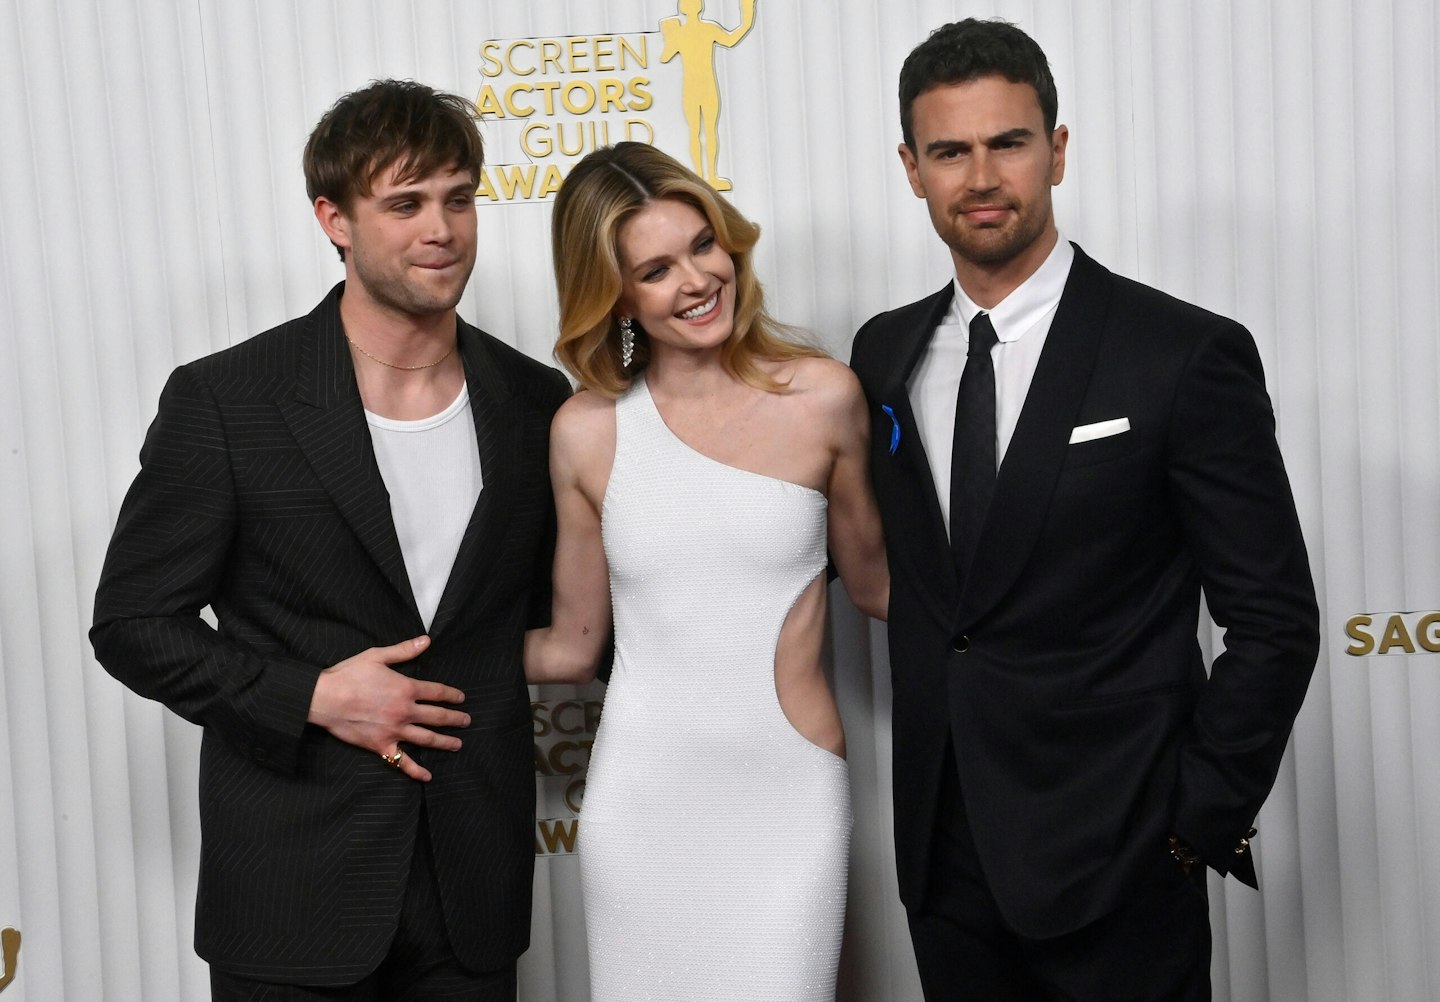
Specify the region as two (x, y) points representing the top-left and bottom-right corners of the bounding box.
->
(366, 385), (483, 629)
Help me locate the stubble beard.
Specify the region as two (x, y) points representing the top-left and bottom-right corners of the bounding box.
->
(352, 247), (474, 319)
(940, 199), (1052, 268)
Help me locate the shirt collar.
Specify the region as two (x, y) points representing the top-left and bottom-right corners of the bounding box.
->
(946, 235), (1075, 343)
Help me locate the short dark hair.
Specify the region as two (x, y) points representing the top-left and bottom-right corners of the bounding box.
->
(899, 18), (1058, 149)
(303, 80), (484, 255)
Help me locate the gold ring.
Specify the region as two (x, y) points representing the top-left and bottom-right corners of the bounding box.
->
(382, 749), (404, 769)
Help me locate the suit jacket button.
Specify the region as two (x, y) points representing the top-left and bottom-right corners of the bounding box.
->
(952, 636), (970, 653)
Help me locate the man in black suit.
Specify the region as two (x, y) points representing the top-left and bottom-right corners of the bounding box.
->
(91, 80), (569, 999)
(849, 20), (1320, 1000)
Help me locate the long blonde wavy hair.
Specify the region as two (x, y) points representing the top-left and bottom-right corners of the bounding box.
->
(550, 142), (822, 397)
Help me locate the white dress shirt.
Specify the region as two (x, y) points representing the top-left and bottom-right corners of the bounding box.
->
(907, 235), (1075, 537)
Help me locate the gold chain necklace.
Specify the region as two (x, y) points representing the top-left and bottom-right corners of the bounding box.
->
(345, 333), (455, 370)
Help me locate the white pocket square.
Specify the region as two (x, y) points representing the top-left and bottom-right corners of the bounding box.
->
(1069, 417), (1130, 444)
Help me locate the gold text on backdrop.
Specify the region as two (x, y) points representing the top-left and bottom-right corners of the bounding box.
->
(533, 699), (603, 856)
(475, 1), (758, 203)
(1344, 611), (1440, 656)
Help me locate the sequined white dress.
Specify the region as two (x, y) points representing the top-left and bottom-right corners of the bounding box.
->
(579, 376), (852, 1000)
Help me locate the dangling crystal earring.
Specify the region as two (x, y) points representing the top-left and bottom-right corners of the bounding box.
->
(619, 316), (635, 368)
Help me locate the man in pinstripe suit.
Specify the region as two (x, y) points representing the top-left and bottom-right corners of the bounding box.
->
(92, 80), (570, 1000)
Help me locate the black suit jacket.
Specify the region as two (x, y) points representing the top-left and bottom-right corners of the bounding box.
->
(91, 284), (570, 983)
(850, 245), (1319, 939)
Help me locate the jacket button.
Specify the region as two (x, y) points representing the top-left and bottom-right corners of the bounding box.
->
(952, 636), (970, 653)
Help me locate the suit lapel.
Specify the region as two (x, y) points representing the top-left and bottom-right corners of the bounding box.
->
(427, 323), (518, 638)
(878, 285), (963, 622)
(959, 246), (1113, 622)
(278, 285), (419, 620)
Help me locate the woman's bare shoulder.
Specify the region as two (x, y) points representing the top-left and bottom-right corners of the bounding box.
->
(784, 355), (865, 412)
(552, 388), (618, 451)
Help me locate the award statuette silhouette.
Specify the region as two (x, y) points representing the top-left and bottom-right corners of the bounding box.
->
(659, 0), (756, 190)
(0, 926), (19, 992)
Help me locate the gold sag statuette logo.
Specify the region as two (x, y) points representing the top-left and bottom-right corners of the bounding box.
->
(533, 698), (603, 856)
(660, 0), (755, 191)
(1344, 610), (1440, 656)
(0, 927), (19, 993)
(474, 0), (756, 203)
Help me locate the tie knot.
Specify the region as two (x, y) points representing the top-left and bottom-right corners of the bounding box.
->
(968, 312), (998, 356)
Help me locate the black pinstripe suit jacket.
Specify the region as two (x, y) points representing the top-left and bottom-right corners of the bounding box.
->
(91, 283), (571, 984)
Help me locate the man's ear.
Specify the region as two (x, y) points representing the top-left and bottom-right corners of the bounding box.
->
(1049, 124), (1070, 185)
(898, 142), (926, 199)
(313, 197), (352, 253)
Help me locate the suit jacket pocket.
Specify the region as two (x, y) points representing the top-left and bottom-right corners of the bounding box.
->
(1061, 429), (1138, 469)
(1066, 679), (1194, 708)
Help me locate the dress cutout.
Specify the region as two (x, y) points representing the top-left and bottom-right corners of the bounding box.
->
(580, 376), (852, 1000)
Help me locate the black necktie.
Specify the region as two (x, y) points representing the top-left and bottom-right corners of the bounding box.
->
(949, 311), (998, 587)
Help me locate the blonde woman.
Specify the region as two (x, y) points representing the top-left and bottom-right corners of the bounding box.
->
(524, 142), (887, 998)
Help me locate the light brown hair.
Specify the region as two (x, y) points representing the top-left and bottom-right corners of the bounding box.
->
(303, 79), (484, 259)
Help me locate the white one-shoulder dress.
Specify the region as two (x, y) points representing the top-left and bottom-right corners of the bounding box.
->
(579, 376), (852, 1001)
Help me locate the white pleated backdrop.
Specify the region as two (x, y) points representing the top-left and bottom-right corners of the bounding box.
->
(1, 1), (1437, 999)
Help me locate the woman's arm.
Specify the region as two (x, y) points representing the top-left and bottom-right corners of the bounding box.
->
(524, 393), (616, 683)
(825, 366), (890, 621)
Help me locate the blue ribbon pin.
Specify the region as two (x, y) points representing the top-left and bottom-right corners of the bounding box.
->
(881, 405), (901, 455)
